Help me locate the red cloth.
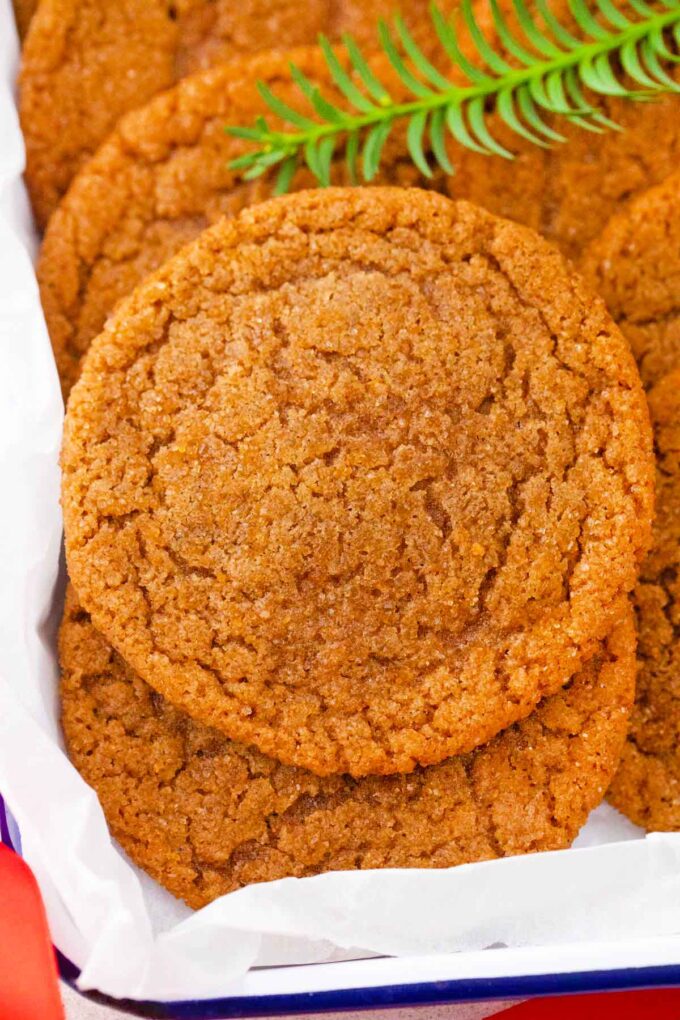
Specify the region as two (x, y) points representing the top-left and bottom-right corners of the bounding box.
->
(503, 989), (680, 1018)
(0, 844), (64, 1020)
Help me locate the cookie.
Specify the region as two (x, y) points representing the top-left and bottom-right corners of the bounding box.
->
(404, 0), (680, 257)
(447, 95), (680, 264)
(442, 7), (680, 262)
(19, 0), (434, 227)
(12, 0), (37, 38)
(582, 181), (680, 829)
(39, 43), (680, 398)
(60, 588), (636, 908)
(580, 172), (680, 390)
(37, 49), (435, 398)
(608, 370), (680, 830)
(61, 187), (654, 776)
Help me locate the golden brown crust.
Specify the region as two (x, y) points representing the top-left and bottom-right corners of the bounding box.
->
(61, 187), (654, 776)
(580, 172), (680, 390)
(19, 0), (433, 228)
(60, 587), (636, 908)
(608, 372), (680, 830)
(445, 92), (680, 265)
(37, 30), (680, 398)
(441, 0), (680, 263)
(37, 49), (438, 398)
(581, 179), (680, 830)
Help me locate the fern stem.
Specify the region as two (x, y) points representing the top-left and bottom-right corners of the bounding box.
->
(228, 2), (680, 181)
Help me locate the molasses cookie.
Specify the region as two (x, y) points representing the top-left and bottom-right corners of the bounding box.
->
(446, 91), (680, 263)
(19, 0), (433, 227)
(37, 49), (432, 398)
(39, 37), (680, 397)
(60, 588), (637, 908)
(62, 188), (654, 776)
(580, 177), (680, 830)
(581, 172), (680, 389)
(608, 370), (680, 830)
(442, 7), (680, 262)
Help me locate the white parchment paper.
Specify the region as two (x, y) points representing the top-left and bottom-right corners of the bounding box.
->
(1, 0), (680, 1003)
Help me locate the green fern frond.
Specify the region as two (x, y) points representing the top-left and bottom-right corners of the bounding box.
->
(226, 0), (680, 189)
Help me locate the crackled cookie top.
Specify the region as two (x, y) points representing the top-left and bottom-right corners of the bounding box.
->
(19, 0), (435, 227)
(445, 93), (680, 263)
(60, 588), (636, 908)
(582, 178), (680, 830)
(19, 0), (328, 226)
(37, 49), (434, 398)
(442, 1), (680, 263)
(608, 371), (680, 830)
(581, 172), (680, 390)
(62, 188), (653, 776)
(38, 38), (680, 400)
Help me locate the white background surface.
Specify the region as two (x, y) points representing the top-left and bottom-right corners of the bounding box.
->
(2, 0), (680, 1009)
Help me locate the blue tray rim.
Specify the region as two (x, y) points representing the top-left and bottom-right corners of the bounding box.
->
(3, 792), (679, 1017)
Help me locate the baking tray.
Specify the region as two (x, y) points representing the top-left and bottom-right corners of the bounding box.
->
(3, 1), (680, 1015)
(2, 795), (680, 1018)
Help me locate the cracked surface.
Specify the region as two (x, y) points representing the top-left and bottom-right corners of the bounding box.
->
(608, 376), (680, 831)
(38, 35), (680, 399)
(442, 1), (680, 263)
(19, 0), (435, 228)
(62, 188), (654, 776)
(37, 49), (440, 398)
(60, 587), (636, 908)
(445, 92), (680, 266)
(20, 0), (680, 237)
(581, 182), (680, 830)
(581, 172), (680, 391)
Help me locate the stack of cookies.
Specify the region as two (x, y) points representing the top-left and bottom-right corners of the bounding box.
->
(58, 186), (652, 906)
(13, 0), (680, 908)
